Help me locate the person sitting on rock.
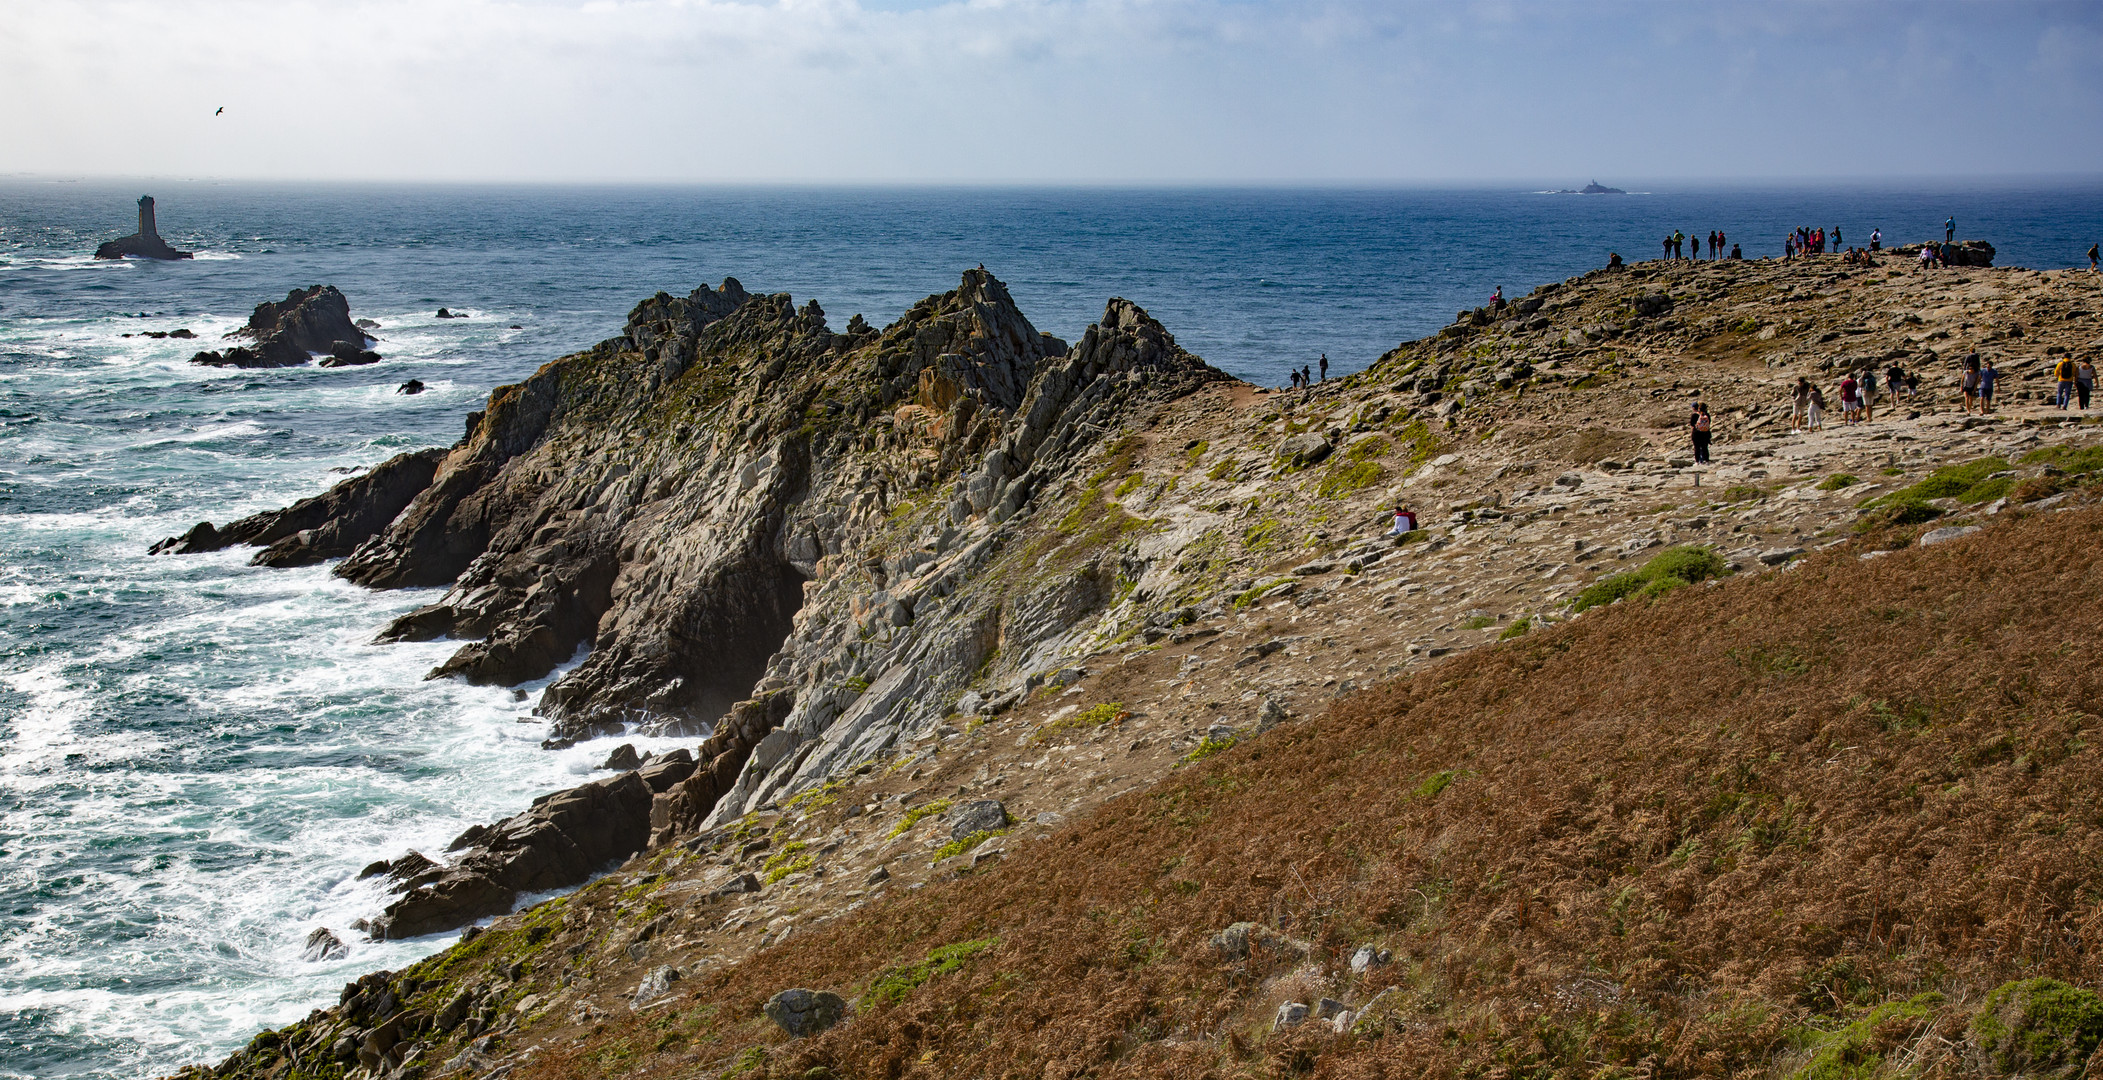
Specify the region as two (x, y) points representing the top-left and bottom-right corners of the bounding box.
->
(1387, 504), (1418, 536)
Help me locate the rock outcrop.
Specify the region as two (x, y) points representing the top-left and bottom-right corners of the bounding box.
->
(149, 448), (444, 565)
(92, 195), (193, 260)
(190, 286), (379, 368)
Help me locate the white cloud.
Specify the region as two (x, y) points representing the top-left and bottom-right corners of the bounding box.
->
(2, 0), (2098, 181)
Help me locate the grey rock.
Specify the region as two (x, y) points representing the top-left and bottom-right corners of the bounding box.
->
(1757, 547), (1803, 566)
(714, 872), (761, 897)
(1919, 525), (1981, 547)
(1274, 1001), (1310, 1030)
(1277, 432), (1332, 467)
(955, 690), (986, 716)
(763, 988), (847, 1038)
(1317, 997), (1347, 1020)
(301, 927), (349, 962)
(1350, 945), (1390, 973)
(949, 799), (1009, 839)
(1291, 560), (1336, 576)
(632, 965), (682, 1007)
(1256, 697), (1290, 731)
(864, 865), (890, 885)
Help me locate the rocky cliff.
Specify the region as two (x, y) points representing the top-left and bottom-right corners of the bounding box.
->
(167, 251), (2103, 1080)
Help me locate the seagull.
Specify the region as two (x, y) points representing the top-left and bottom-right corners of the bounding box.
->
(214, 107), (224, 115)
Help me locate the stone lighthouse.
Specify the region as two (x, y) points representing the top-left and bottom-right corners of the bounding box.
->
(94, 195), (193, 260)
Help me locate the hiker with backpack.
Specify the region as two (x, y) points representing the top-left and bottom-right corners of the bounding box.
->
(2056, 355), (2080, 409)
(1690, 401), (1713, 463)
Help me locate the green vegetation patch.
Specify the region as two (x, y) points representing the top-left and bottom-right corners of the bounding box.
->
(1395, 420), (1441, 470)
(1113, 472), (1146, 499)
(1571, 545), (1728, 614)
(1180, 734), (1239, 764)
(2020, 443), (2103, 476)
(1816, 473), (1858, 491)
(866, 937), (1000, 1006)
(1461, 615), (1498, 630)
(1498, 618), (1532, 641)
(1035, 701), (1128, 744)
(887, 798), (953, 839)
(1791, 992), (1943, 1080)
(932, 828), (1008, 861)
(1970, 978), (2103, 1076)
(1232, 578), (1295, 609)
(1863, 456), (2011, 508)
(761, 841), (812, 884)
(1241, 518), (1282, 553)
(1719, 484), (1766, 503)
(1412, 768), (1473, 799)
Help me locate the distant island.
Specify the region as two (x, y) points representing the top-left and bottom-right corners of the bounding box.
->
(93, 196), (193, 260)
(1551, 180), (1626, 195)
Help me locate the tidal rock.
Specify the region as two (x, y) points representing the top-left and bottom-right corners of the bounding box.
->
(191, 286), (377, 369)
(397, 380), (425, 395)
(435, 308), (459, 319)
(763, 988), (846, 1038)
(301, 927), (349, 962)
(93, 196), (193, 260)
(600, 743), (642, 772)
(366, 770), (653, 939)
(148, 448), (445, 566)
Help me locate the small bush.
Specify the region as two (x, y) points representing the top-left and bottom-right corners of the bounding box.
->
(2020, 443), (2103, 476)
(1034, 702), (1127, 743)
(1817, 473), (1858, 491)
(1462, 615), (1498, 630)
(1571, 545), (1726, 613)
(1970, 978), (2103, 1076)
(1719, 484), (1766, 503)
(1853, 498), (1943, 534)
(1498, 618), (1532, 641)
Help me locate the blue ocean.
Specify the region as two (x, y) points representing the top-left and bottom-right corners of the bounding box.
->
(2, 180), (2099, 1078)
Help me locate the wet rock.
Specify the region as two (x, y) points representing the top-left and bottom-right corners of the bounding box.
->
(636, 749), (696, 793)
(949, 799), (1009, 839)
(302, 927), (349, 962)
(600, 744), (642, 772)
(763, 988), (846, 1038)
(148, 448), (444, 564)
(148, 520), (222, 556)
(368, 771), (653, 939)
(396, 379), (425, 395)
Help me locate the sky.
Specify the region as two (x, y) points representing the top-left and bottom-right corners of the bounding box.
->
(5, 0), (2100, 184)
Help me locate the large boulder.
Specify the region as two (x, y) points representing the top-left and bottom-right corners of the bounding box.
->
(763, 988), (847, 1038)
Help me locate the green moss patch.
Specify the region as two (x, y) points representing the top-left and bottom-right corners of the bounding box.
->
(1863, 456), (2011, 508)
(932, 828), (1007, 861)
(886, 798), (952, 839)
(1791, 992), (1943, 1080)
(865, 937), (1000, 1006)
(1817, 473), (1859, 491)
(1572, 545), (1727, 614)
(1970, 977), (2103, 1076)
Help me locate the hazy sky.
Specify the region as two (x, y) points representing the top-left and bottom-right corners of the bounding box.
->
(7, 0), (2099, 183)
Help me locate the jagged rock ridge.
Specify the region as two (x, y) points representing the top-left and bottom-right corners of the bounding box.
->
(190, 285), (381, 368)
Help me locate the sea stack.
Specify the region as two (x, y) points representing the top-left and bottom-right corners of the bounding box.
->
(93, 196), (194, 261)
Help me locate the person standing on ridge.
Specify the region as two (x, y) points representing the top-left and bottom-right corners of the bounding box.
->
(1859, 365), (1877, 422)
(1946, 217), (1956, 243)
(2089, 243), (2099, 272)
(1319, 353), (1329, 382)
(1690, 401), (1712, 463)
(1490, 287), (1504, 312)
(1833, 226), (1842, 249)
(1871, 228), (1882, 251)
(1663, 235), (1674, 261)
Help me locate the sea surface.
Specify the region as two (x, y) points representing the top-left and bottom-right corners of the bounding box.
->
(2, 180), (2099, 1078)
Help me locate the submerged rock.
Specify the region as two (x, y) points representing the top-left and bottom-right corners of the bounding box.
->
(301, 927), (349, 962)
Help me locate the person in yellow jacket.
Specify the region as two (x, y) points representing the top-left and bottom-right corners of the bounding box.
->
(2056, 356), (2080, 410)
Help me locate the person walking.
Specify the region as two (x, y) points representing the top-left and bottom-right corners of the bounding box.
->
(1319, 353), (1329, 382)
(1945, 216), (1956, 243)
(1979, 358), (1999, 414)
(1839, 371), (1860, 424)
(1808, 383), (1826, 430)
(1961, 353), (1982, 414)
(2055, 354), (2079, 409)
(2077, 358), (2095, 410)
(2089, 243), (2099, 272)
(1690, 401), (1712, 463)
(1860, 367), (1877, 422)
(1791, 377), (1812, 432)
(1886, 363), (1905, 410)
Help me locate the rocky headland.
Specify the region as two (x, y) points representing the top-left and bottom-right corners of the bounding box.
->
(190, 285), (382, 368)
(93, 195), (194, 260)
(165, 251), (2103, 1080)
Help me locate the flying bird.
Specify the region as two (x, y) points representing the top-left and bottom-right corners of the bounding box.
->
(214, 107), (224, 115)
